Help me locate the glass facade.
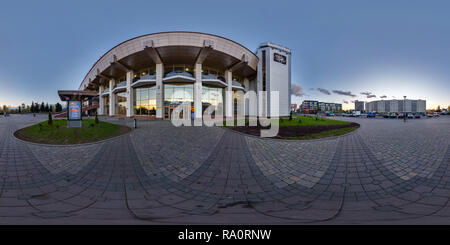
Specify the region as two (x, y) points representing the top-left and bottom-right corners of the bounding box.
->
(103, 65), (245, 118)
(134, 85), (157, 116)
(202, 85), (224, 114)
(202, 67), (224, 80)
(134, 67), (156, 82)
(164, 83), (193, 106)
(164, 64), (194, 77)
(115, 92), (127, 115)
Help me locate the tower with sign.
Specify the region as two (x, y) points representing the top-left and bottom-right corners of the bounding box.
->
(256, 42), (291, 117)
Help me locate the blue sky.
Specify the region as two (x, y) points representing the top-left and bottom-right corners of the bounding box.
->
(0, 0), (449, 110)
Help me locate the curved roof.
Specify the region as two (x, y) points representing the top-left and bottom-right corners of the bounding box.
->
(79, 31), (258, 91)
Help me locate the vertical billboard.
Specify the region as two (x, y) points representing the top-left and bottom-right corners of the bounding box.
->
(68, 100), (82, 120)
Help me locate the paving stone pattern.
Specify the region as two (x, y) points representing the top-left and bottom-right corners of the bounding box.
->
(0, 114), (449, 224)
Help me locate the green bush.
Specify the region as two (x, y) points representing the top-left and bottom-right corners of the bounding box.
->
(48, 112), (53, 126)
(95, 111), (99, 124)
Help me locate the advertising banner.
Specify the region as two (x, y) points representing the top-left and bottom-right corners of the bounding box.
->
(68, 101), (82, 120)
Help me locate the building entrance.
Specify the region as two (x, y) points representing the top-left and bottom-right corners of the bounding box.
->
(164, 106), (173, 120)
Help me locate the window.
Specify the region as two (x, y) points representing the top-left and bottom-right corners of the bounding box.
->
(164, 83), (194, 106)
(262, 50), (266, 91)
(115, 92), (127, 115)
(202, 85), (224, 114)
(133, 86), (156, 116)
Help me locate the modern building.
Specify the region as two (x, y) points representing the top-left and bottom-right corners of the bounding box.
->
(318, 102), (342, 112)
(354, 100), (365, 112)
(365, 99), (426, 113)
(300, 100), (319, 114)
(300, 100), (342, 114)
(64, 32), (291, 119)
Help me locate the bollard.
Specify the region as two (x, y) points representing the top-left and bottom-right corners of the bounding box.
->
(133, 118), (137, 129)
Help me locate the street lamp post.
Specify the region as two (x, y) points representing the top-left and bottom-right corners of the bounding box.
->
(403, 96), (406, 123)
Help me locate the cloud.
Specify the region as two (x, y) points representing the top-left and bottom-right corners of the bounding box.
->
(317, 88), (331, 95)
(380, 95), (387, 98)
(343, 100), (349, 104)
(360, 91), (376, 98)
(291, 84), (304, 97)
(309, 88), (315, 91)
(332, 90), (357, 97)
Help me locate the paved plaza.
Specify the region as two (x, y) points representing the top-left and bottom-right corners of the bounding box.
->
(0, 114), (449, 224)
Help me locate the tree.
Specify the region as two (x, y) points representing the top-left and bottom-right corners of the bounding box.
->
(40, 102), (45, 112)
(437, 105), (441, 112)
(45, 103), (49, 112)
(55, 103), (62, 112)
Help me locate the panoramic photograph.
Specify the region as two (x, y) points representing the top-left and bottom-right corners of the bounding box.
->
(0, 0), (449, 241)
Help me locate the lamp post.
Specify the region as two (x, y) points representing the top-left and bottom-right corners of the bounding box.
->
(403, 96), (406, 123)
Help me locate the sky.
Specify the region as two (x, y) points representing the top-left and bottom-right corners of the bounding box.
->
(0, 0), (449, 110)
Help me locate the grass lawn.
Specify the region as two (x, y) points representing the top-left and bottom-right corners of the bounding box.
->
(14, 119), (131, 145)
(285, 126), (359, 140)
(229, 114), (350, 127)
(227, 114), (358, 140)
(278, 115), (350, 126)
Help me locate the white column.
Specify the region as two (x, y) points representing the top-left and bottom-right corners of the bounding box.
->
(243, 78), (249, 116)
(109, 79), (115, 116)
(225, 70), (233, 118)
(98, 85), (104, 115)
(244, 78), (249, 92)
(156, 63), (164, 119)
(194, 63), (202, 120)
(126, 71), (134, 117)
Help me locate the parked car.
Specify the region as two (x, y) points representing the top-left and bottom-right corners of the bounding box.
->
(367, 112), (376, 118)
(325, 111), (335, 116)
(390, 113), (397, 118)
(397, 113), (404, 119)
(407, 113), (414, 119)
(352, 111), (361, 117)
(383, 113), (389, 118)
(427, 113), (434, 118)
(414, 112), (421, 118)
(433, 112), (440, 117)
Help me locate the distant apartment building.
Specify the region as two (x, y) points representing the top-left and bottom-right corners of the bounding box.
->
(319, 102), (342, 112)
(354, 100), (365, 112)
(365, 99), (426, 113)
(300, 100), (319, 114)
(300, 100), (342, 114)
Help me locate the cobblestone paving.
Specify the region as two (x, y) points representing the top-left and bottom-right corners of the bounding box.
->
(0, 114), (449, 224)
